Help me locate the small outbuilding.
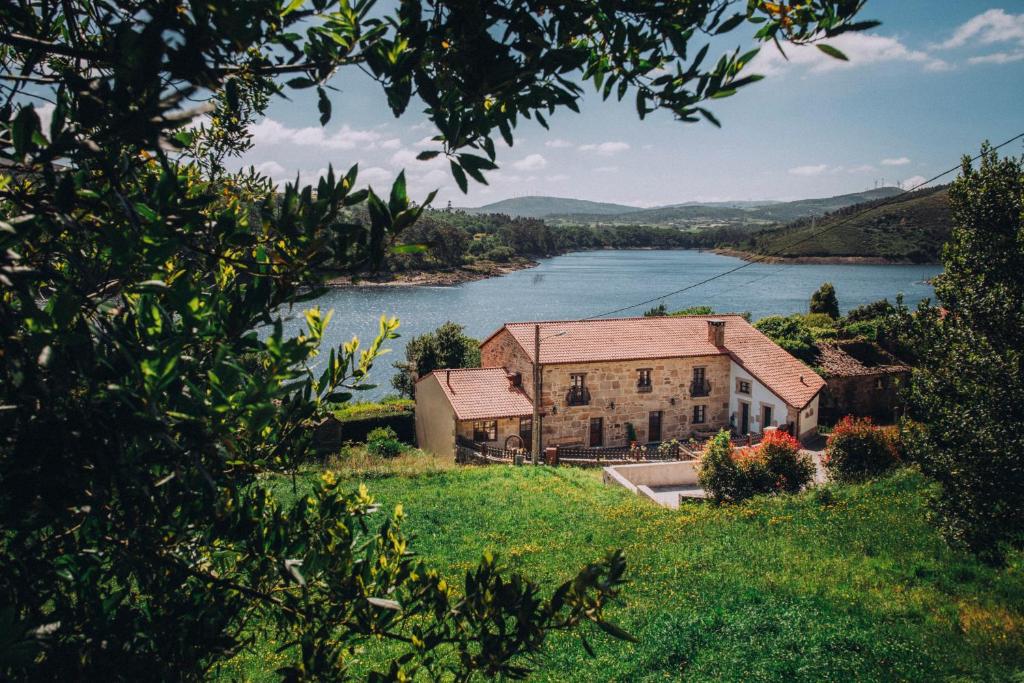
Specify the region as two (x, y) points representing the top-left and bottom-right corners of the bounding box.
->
(816, 341), (910, 423)
(414, 368), (536, 459)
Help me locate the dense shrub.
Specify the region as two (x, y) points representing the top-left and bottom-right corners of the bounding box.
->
(810, 282), (840, 318)
(754, 315), (818, 363)
(366, 426), (405, 458)
(484, 245), (517, 262)
(823, 416), (899, 483)
(699, 429), (814, 503)
(758, 430), (816, 494)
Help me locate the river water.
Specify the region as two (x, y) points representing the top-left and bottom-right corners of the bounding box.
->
(284, 250), (941, 399)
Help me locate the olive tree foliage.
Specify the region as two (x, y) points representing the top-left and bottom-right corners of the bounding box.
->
(893, 146), (1024, 564)
(0, 0), (872, 677)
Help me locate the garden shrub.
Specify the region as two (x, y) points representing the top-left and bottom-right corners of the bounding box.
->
(366, 426), (405, 458)
(698, 429), (814, 503)
(823, 416), (899, 483)
(698, 431), (741, 503)
(757, 429), (816, 494)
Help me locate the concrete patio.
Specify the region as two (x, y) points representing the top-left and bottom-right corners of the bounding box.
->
(603, 447), (827, 509)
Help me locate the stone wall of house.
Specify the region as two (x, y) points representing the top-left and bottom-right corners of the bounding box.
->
(480, 329), (535, 397)
(820, 371), (909, 424)
(455, 416), (528, 449)
(537, 355), (731, 447)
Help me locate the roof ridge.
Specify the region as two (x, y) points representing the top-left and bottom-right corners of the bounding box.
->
(503, 313), (751, 326)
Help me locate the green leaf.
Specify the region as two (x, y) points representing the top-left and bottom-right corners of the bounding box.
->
(450, 161), (468, 193)
(317, 87), (332, 125)
(388, 171), (408, 215)
(390, 243), (428, 254)
(715, 13), (746, 35)
(816, 44), (849, 62)
(281, 0), (304, 16)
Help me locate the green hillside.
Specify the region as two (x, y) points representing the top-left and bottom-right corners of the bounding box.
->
(547, 187), (904, 228)
(736, 186), (951, 262)
(223, 458), (1024, 681)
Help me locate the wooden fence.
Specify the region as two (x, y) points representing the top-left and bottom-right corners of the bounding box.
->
(455, 436), (699, 468)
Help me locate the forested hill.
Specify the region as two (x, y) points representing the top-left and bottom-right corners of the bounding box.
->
(546, 187), (903, 226)
(729, 185), (951, 262)
(464, 196), (637, 218)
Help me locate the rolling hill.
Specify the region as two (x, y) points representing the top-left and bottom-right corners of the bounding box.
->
(464, 195), (638, 218)
(547, 187), (904, 227)
(733, 185), (951, 262)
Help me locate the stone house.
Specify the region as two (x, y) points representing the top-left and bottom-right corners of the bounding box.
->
(816, 341), (910, 424)
(415, 315), (826, 458)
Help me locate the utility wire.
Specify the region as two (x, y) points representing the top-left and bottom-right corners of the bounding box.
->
(586, 131), (1024, 319)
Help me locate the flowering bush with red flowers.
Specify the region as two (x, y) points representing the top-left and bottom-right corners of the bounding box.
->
(699, 429), (814, 503)
(823, 416), (900, 483)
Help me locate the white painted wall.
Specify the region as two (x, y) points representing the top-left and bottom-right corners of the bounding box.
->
(728, 360), (790, 434)
(797, 394), (820, 438)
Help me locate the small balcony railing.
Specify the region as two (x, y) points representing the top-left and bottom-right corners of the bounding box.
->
(690, 379), (711, 397)
(565, 386), (591, 406)
(636, 383), (652, 393)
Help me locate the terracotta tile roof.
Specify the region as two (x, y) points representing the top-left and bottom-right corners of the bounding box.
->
(487, 315), (825, 409)
(816, 342), (910, 377)
(425, 368), (534, 420)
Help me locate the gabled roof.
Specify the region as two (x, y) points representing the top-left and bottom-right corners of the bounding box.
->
(424, 368), (534, 421)
(482, 315), (825, 409)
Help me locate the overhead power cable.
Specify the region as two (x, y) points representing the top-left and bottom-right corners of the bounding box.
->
(586, 131), (1024, 319)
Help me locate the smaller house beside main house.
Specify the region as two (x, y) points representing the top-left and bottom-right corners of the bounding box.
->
(415, 315), (826, 458)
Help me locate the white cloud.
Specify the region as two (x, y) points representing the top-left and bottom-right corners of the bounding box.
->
(379, 138), (402, 150)
(32, 103), (55, 136)
(511, 153), (548, 171)
(544, 138), (573, 148)
(881, 157), (910, 166)
(253, 160), (287, 178)
(545, 173), (569, 182)
(788, 164), (829, 176)
(903, 175), (928, 189)
(412, 135), (440, 149)
(389, 147), (447, 170)
(360, 166), (394, 185)
(594, 165), (619, 174)
(250, 118), (386, 150)
(753, 33), (949, 76)
(968, 50), (1024, 64)
(935, 9), (1024, 50)
(579, 141), (630, 155)
(848, 164), (876, 174)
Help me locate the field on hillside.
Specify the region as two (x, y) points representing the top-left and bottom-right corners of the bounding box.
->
(741, 187), (951, 262)
(219, 457), (1024, 681)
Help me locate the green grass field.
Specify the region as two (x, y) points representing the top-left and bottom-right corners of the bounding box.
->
(221, 455), (1024, 681)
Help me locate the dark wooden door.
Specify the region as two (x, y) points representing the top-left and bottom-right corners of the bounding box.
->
(762, 405), (773, 430)
(648, 411), (662, 443)
(740, 402), (749, 434)
(519, 417), (533, 451)
(589, 417), (603, 447)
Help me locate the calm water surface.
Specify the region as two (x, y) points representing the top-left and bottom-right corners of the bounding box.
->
(284, 250), (940, 398)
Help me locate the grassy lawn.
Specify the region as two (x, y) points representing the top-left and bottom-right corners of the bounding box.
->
(222, 454), (1024, 681)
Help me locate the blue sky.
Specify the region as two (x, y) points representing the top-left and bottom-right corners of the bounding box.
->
(238, 1), (1024, 207)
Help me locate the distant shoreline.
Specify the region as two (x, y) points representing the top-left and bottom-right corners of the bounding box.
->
(713, 247), (938, 266)
(327, 257), (539, 288)
(327, 247), (938, 288)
